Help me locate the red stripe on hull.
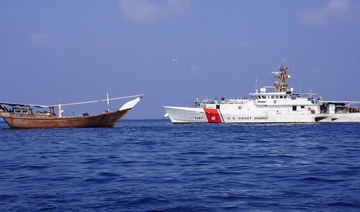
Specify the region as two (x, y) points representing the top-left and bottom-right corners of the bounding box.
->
(204, 108), (222, 123)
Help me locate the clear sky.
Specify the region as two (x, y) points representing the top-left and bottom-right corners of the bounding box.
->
(1, 0), (360, 119)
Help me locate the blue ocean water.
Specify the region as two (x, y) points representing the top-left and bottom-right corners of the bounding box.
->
(1, 120), (360, 211)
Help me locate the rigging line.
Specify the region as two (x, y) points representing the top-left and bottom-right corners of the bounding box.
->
(50, 94), (144, 107)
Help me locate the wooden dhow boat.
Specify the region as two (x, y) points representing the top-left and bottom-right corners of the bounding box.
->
(0, 94), (143, 129)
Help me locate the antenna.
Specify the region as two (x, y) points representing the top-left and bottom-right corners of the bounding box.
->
(255, 76), (258, 92)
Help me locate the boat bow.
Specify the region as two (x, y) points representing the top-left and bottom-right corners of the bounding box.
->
(119, 95), (143, 111)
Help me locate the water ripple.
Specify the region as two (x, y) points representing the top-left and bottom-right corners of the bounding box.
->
(1, 120), (360, 211)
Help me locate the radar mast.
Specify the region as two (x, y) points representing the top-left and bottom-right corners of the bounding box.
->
(273, 63), (289, 92)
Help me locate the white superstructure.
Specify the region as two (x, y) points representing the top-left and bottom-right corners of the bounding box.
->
(163, 64), (360, 123)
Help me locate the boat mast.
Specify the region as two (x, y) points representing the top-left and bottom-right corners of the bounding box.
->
(106, 93), (110, 112)
(273, 63), (289, 92)
(58, 103), (64, 118)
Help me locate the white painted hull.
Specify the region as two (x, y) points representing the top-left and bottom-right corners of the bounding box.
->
(163, 106), (207, 123)
(164, 105), (318, 123)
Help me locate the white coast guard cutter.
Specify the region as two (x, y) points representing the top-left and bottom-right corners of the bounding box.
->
(163, 64), (360, 123)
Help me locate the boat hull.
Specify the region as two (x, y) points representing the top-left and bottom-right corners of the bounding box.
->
(164, 106), (208, 123)
(164, 106), (318, 123)
(0, 109), (130, 129)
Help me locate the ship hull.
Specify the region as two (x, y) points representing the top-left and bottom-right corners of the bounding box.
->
(164, 106), (318, 123)
(0, 109), (130, 129)
(164, 106), (208, 123)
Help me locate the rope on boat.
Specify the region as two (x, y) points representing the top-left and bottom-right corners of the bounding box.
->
(49, 94), (144, 107)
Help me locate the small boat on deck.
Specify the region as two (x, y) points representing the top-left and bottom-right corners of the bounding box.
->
(0, 94), (143, 129)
